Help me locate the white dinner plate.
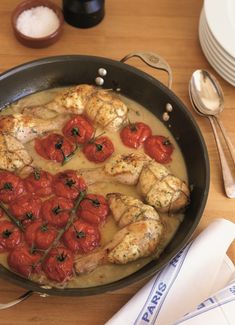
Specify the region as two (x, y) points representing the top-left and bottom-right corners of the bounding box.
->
(199, 11), (235, 73)
(200, 8), (235, 66)
(204, 0), (235, 58)
(199, 18), (235, 86)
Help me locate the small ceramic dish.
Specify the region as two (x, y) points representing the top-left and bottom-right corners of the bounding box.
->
(11, 0), (64, 48)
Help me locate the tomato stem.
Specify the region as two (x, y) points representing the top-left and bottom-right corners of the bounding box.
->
(0, 201), (25, 232)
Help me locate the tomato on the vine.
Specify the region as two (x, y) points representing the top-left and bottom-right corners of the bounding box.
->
(63, 220), (100, 253)
(25, 220), (58, 250)
(42, 247), (74, 282)
(120, 122), (152, 149)
(0, 171), (25, 203)
(8, 244), (41, 277)
(77, 194), (109, 225)
(62, 115), (94, 145)
(24, 169), (54, 197)
(83, 136), (114, 163)
(52, 170), (87, 200)
(9, 194), (42, 227)
(41, 196), (73, 228)
(0, 220), (22, 252)
(35, 133), (74, 163)
(144, 135), (174, 164)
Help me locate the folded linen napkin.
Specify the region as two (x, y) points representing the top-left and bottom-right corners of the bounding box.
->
(105, 218), (235, 325)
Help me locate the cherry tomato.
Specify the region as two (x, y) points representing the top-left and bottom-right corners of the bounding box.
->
(62, 115), (94, 145)
(25, 220), (58, 250)
(120, 122), (152, 149)
(52, 170), (87, 200)
(0, 171), (25, 203)
(83, 136), (114, 163)
(9, 194), (42, 227)
(8, 244), (41, 277)
(24, 169), (53, 197)
(42, 247), (74, 282)
(0, 208), (4, 218)
(35, 133), (74, 163)
(0, 220), (22, 252)
(41, 196), (73, 228)
(77, 194), (109, 225)
(144, 135), (174, 164)
(63, 220), (100, 253)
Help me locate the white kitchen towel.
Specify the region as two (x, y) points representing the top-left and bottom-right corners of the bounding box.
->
(105, 218), (235, 325)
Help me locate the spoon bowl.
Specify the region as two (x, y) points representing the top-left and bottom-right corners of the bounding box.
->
(190, 69), (224, 116)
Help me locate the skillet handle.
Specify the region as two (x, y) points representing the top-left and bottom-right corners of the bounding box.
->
(120, 51), (173, 89)
(0, 291), (48, 310)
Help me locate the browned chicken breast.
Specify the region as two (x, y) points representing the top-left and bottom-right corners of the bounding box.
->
(85, 89), (128, 131)
(40, 84), (128, 131)
(78, 153), (151, 186)
(0, 113), (67, 143)
(107, 192), (160, 227)
(46, 84), (96, 114)
(138, 161), (190, 213)
(74, 193), (163, 274)
(0, 133), (33, 172)
(77, 153), (190, 213)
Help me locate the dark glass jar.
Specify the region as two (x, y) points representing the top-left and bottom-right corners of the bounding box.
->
(63, 0), (105, 28)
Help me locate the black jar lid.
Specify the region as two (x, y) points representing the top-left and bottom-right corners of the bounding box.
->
(63, 0), (105, 28)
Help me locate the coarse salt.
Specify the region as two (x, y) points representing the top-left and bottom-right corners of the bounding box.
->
(16, 6), (60, 38)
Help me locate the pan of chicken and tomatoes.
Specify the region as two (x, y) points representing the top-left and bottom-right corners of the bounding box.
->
(0, 53), (209, 297)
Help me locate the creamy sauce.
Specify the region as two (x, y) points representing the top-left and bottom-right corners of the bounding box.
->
(0, 87), (188, 288)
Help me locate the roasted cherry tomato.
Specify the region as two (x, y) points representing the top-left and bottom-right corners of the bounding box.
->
(41, 196), (73, 228)
(120, 122), (152, 149)
(0, 221), (22, 252)
(62, 115), (94, 145)
(63, 220), (100, 253)
(83, 136), (114, 163)
(8, 244), (41, 277)
(0, 171), (25, 203)
(42, 247), (74, 282)
(35, 133), (74, 163)
(77, 194), (109, 225)
(144, 135), (174, 164)
(9, 194), (42, 227)
(52, 170), (87, 200)
(24, 169), (54, 197)
(25, 220), (58, 250)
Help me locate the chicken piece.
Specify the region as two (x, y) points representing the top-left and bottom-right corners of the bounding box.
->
(74, 193), (163, 274)
(78, 153), (151, 186)
(37, 84), (128, 131)
(85, 89), (128, 131)
(0, 133), (33, 172)
(105, 219), (163, 264)
(107, 192), (160, 228)
(46, 84), (96, 114)
(138, 161), (190, 213)
(77, 152), (190, 213)
(0, 113), (67, 143)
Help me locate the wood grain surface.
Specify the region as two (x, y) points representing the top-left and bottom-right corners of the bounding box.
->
(0, 0), (234, 324)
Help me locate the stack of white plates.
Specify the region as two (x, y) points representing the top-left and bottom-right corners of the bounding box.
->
(199, 0), (235, 86)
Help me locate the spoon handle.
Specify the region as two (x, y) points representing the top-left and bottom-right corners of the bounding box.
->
(214, 116), (235, 165)
(208, 116), (235, 198)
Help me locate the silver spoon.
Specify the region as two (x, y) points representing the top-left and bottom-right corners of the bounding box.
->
(189, 69), (235, 198)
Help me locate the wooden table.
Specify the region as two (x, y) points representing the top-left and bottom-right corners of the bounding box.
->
(0, 0), (234, 324)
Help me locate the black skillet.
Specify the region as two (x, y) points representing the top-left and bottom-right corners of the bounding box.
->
(0, 52), (209, 305)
